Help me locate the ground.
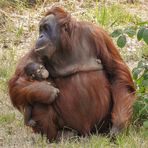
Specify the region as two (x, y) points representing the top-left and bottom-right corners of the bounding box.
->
(0, 0), (148, 147)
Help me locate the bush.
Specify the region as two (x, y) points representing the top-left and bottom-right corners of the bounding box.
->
(132, 59), (148, 122)
(112, 24), (148, 136)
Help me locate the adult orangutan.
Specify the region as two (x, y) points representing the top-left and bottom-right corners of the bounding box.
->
(8, 7), (136, 141)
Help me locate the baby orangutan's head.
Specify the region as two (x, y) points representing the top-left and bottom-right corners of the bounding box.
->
(24, 63), (49, 80)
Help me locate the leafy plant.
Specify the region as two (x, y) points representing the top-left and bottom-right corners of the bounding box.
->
(111, 21), (148, 137)
(111, 23), (148, 48)
(132, 59), (148, 137)
(137, 27), (148, 44)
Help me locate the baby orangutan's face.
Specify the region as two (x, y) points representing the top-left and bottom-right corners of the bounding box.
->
(25, 63), (49, 80)
(33, 64), (49, 80)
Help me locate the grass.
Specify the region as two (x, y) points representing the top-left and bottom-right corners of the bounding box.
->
(0, 48), (16, 92)
(1, 125), (148, 147)
(0, 0), (148, 147)
(0, 113), (15, 125)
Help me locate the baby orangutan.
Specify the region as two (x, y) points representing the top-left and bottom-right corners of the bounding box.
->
(24, 62), (49, 81)
(23, 62), (59, 127)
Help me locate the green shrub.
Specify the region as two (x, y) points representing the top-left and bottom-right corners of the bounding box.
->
(111, 23), (148, 48)
(112, 23), (148, 136)
(132, 59), (148, 122)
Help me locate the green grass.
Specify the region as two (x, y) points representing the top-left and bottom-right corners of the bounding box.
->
(0, 48), (17, 92)
(0, 114), (15, 125)
(76, 3), (140, 29)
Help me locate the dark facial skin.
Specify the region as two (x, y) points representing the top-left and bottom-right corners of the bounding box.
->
(24, 63), (49, 80)
(35, 14), (60, 59)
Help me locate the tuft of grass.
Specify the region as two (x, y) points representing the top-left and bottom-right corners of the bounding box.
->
(0, 0), (16, 8)
(0, 0), (27, 11)
(0, 48), (17, 92)
(16, 25), (24, 38)
(77, 3), (140, 30)
(115, 127), (148, 147)
(99, 4), (140, 28)
(0, 113), (15, 125)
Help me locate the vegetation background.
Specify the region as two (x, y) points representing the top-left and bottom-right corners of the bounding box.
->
(0, 0), (147, 147)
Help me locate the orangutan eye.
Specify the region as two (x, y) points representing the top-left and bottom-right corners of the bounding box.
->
(39, 26), (43, 33)
(39, 65), (44, 70)
(31, 74), (35, 78)
(44, 24), (48, 31)
(37, 69), (41, 73)
(43, 24), (50, 32)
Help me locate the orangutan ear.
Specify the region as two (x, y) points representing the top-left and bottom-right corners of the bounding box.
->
(59, 13), (71, 27)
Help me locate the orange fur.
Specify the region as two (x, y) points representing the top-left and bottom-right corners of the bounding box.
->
(8, 7), (136, 141)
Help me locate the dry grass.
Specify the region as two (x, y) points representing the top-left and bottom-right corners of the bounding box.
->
(0, 0), (148, 147)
